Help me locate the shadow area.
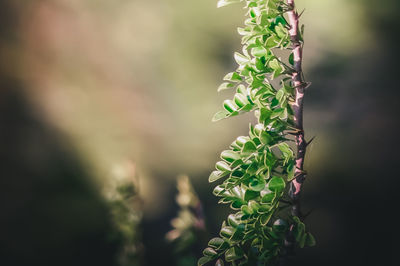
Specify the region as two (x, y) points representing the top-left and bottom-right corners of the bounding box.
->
(0, 1), (123, 265)
(0, 83), (121, 266)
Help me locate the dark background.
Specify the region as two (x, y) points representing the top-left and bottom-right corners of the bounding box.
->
(1, 0), (399, 265)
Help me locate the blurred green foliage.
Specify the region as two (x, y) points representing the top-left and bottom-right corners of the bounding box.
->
(167, 176), (207, 265)
(108, 182), (143, 266)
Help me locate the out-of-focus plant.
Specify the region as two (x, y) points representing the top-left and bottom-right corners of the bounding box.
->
(106, 162), (143, 266)
(167, 175), (207, 266)
(199, 0), (315, 265)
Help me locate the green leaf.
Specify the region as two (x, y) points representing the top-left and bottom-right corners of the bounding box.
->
(271, 108), (284, 119)
(213, 185), (225, 196)
(299, 232), (307, 248)
(265, 36), (279, 48)
(270, 98), (279, 108)
(237, 27), (249, 36)
(245, 162), (258, 175)
(203, 247), (218, 257)
(260, 212), (273, 226)
(267, 0), (278, 10)
(218, 82), (235, 92)
(268, 176), (285, 193)
(225, 246), (244, 262)
(275, 16), (288, 26)
(227, 214), (240, 228)
(221, 150), (241, 163)
(224, 72), (242, 82)
(212, 110), (230, 122)
(249, 8), (257, 18)
(220, 226), (234, 238)
(230, 224), (245, 241)
(208, 237), (226, 249)
(242, 141), (257, 153)
(241, 205), (253, 215)
(244, 190), (259, 201)
(276, 89), (284, 102)
(257, 204), (271, 213)
(279, 108), (288, 120)
(259, 108), (272, 123)
(300, 24), (305, 42)
(251, 46), (268, 57)
(269, 58), (282, 69)
(223, 100), (239, 113)
(287, 160), (295, 181)
(275, 24), (288, 39)
(234, 93), (249, 108)
(272, 69), (283, 79)
(236, 136), (249, 147)
(217, 0), (240, 8)
(261, 192), (275, 203)
(306, 232), (316, 247)
(231, 169), (244, 178)
(272, 219), (288, 232)
(248, 200), (260, 212)
(236, 84), (246, 94)
(216, 161), (232, 172)
(257, 12), (269, 26)
(293, 219), (305, 242)
(260, 131), (272, 145)
(246, 1), (257, 8)
(249, 179), (266, 192)
(289, 53), (294, 65)
(234, 52), (249, 65)
(277, 143), (294, 159)
(198, 256), (213, 266)
(231, 200), (245, 209)
(253, 123), (264, 136)
(255, 57), (265, 71)
(209, 170), (229, 182)
(269, 58), (284, 78)
(231, 186), (244, 199)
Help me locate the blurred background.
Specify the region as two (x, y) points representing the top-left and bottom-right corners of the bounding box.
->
(1, 0), (399, 265)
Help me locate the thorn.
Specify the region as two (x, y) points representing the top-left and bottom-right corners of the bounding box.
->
(298, 8), (306, 18)
(294, 169), (307, 175)
(306, 136), (316, 147)
(292, 82), (311, 90)
(293, 171), (307, 182)
(286, 128), (303, 135)
(301, 208), (315, 220)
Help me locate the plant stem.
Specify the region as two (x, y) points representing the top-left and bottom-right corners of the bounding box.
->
(287, 0), (307, 216)
(286, 0), (308, 253)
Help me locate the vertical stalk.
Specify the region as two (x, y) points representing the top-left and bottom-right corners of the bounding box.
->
(286, 0), (307, 218)
(283, 2), (309, 259)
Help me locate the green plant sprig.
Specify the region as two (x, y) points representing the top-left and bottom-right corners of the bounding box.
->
(199, 0), (315, 265)
(167, 176), (206, 254)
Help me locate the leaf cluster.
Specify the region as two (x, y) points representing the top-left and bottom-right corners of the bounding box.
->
(199, 1), (314, 265)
